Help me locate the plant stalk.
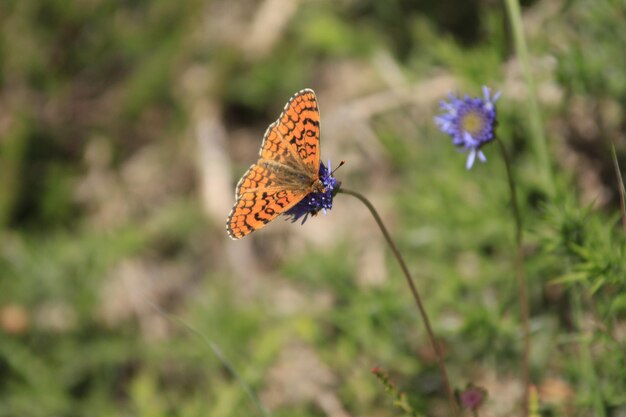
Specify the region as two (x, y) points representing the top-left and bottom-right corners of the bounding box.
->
(503, 0), (555, 196)
(496, 138), (530, 416)
(339, 188), (459, 417)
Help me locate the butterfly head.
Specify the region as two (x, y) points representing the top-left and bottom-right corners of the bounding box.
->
(311, 179), (326, 194)
(284, 160), (341, 224)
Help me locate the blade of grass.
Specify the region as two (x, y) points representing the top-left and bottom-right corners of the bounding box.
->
(503, 0), (555, 196)
(151, 303), (272, 417)
(610, 143), (626, 231)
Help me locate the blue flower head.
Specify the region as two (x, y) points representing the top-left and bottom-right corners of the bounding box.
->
(285, 160), (340, 224)
(435, 86), (501, 169)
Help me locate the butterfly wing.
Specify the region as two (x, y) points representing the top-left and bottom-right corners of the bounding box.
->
(260, 88), (320, 170)
(226, 89), (321, 239)
(227, 184), (306, 239)
(235, 163), (278, 197)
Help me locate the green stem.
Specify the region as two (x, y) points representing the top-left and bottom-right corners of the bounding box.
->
(496, 138), (530, 415)
(570, 285), (606, 417)
(338, 188), (460, 417)
(503, 0), (555, 196)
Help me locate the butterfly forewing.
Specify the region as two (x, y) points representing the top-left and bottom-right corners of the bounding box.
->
(259, 89), (320, 170)
(226, 89), (322, 239)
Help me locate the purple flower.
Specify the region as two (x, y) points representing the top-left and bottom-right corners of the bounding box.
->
(285, 160), (339, 224)
(435, 86), (501, 169)
(458, 384), (487, 411)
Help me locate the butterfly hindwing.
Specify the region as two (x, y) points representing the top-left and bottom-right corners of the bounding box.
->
(235, 163), (278, 197)
(226, 187), (306, 239)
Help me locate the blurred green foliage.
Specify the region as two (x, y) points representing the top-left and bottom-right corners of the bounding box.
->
(555, 0), (626, 100)
(1, 0), (198, 230)
(1, 0), (625, 416)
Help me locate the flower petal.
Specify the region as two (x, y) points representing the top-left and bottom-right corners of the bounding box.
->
(463, 131), (478, 147)
(466, 149), (477, 170)
(482, 85), (491, 101)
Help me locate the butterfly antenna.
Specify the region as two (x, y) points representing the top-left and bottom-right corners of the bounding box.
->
(331, 160), (346, 176)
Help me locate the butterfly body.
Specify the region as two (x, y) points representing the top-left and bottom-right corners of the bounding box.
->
(227, 89), (327, 240)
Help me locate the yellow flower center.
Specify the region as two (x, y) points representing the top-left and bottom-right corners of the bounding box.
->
(461, 111), (485, 135)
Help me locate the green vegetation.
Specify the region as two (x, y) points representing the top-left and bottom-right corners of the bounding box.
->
(1, 0), (625, 416)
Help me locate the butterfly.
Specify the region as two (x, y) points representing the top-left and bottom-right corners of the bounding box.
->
(226, 88), (332, 240)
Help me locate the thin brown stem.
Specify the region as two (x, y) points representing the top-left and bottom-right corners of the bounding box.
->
(496, 138), (530, 416)
(339, 188), (459, 417)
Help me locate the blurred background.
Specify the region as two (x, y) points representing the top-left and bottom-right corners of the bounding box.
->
(1, 0), (625, 416)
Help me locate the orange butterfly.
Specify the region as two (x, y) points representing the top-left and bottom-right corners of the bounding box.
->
(226, 89), (339, 240)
